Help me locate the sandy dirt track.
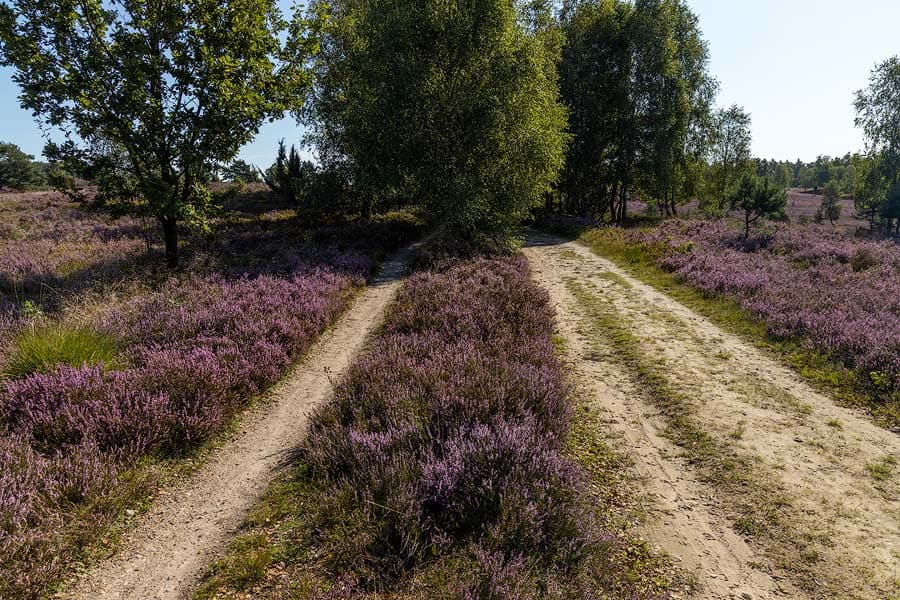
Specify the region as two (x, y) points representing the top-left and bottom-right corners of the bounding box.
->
(63, 247), (414, 600)
(524, 234), (900, 600)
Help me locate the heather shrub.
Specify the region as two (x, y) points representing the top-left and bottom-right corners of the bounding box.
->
(419, 420), (587, 561)
(636, 220), (900, 394)
(4, 325), (124, 379)
(297, 258), (618, 596)
(0, 192), (147, 310)
(459, 550), (536, 600)
(0, 434), (117, 599)
(2, 365), (174, 460)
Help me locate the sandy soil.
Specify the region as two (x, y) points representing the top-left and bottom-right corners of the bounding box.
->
(524, 235), (900, 600)
(62, 247), (415, 600)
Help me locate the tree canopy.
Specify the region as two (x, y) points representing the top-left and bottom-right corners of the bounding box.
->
(709, 104), (752, 209)
(854, 55), (900, 233)
(222, 160), (261, 184)
(0, 0), (310, 266)
(729, 172), (786, 238)
(305, 0), (568, 245)
(558, 0), (717, 222)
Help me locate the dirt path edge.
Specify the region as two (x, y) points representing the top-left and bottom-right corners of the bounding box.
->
(63, 247), (415, 600)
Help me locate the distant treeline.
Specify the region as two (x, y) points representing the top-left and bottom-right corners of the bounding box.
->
(0, 141), (70, 191)
(756, 152), (900, 232)
(4, 0), (900, 268)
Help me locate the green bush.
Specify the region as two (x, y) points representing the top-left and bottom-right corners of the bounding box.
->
(4, 325), (124, 379)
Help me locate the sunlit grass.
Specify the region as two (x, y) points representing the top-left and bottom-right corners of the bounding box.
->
(5, 325), (124, 379)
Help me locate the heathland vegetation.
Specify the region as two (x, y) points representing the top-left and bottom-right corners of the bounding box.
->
(0, 187), (421, 597)
(0, 0), (899, 598)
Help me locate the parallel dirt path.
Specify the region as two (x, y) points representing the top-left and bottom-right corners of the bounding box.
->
(524, 235), (900, 600)
(65, 248), (414, 600)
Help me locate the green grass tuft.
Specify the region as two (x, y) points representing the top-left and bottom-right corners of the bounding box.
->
(866, 455), (897, 482)
(194, 533), (273, 600)
(4, 325), (124, 379)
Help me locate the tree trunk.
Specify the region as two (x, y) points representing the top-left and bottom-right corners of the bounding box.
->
(744, 210), (751, 239)
(608, 183), (618, 224)
(162, 216), (178, 269)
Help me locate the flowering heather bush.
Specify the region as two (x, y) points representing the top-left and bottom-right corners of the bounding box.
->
(297, 258), (649, 598)
(0, 192), (147, 303)
(0, 434), (118, 597)
(0, 266), (364, 597)
(3, 366), (174, 459)
(0, 190), (422, 598)
(635, 220), (900, 392)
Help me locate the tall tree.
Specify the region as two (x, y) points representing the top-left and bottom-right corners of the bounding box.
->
(709, 104), (752, 209)
(306, 0), (567, 244)
(222, 160), (262, 184)
(0, 0), (308, 267)
(631, 0), (716, 218)
(772, 161), (793, 188)
(558, 0), (634, 219)
(558, 0), (715, 222)
(851, 153), (887, 229)
(855, 55), (900, 233)
(820, 181), (842, 226)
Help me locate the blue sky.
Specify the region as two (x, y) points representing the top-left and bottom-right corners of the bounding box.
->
(686, 0), (900, 161)
(2, 1), (899, 165)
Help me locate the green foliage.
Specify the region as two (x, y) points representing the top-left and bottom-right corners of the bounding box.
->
(221, 160), (261, 184)
(306, 0), (568, 245)
(756, 154), (863, 200)
(20, 300), (43, 320)
(0, 141), (43, 190)
(0, 0), (312, 267)
(819, 182), (842, 226)
(866, 455), (897, 482)
(5, 325), (124, 379)
(854, 55), (900, 233)
(558, 0), (717, 221)
(194, 533), (272, 599)
(261, 139), (354, 218)
(728, 173), (787, 238)
(708, 104), (752, 210)
(261, 139), (305, 204)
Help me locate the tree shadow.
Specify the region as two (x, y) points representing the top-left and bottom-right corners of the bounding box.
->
(523, 230), (569, 248)
(0, 188), (423, 322)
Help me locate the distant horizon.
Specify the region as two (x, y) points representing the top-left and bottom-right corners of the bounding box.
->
(2, 1), (899, 166)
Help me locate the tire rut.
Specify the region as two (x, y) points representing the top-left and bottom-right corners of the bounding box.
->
(525, 234), (900, 600)
(525, 240), (797, 600)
